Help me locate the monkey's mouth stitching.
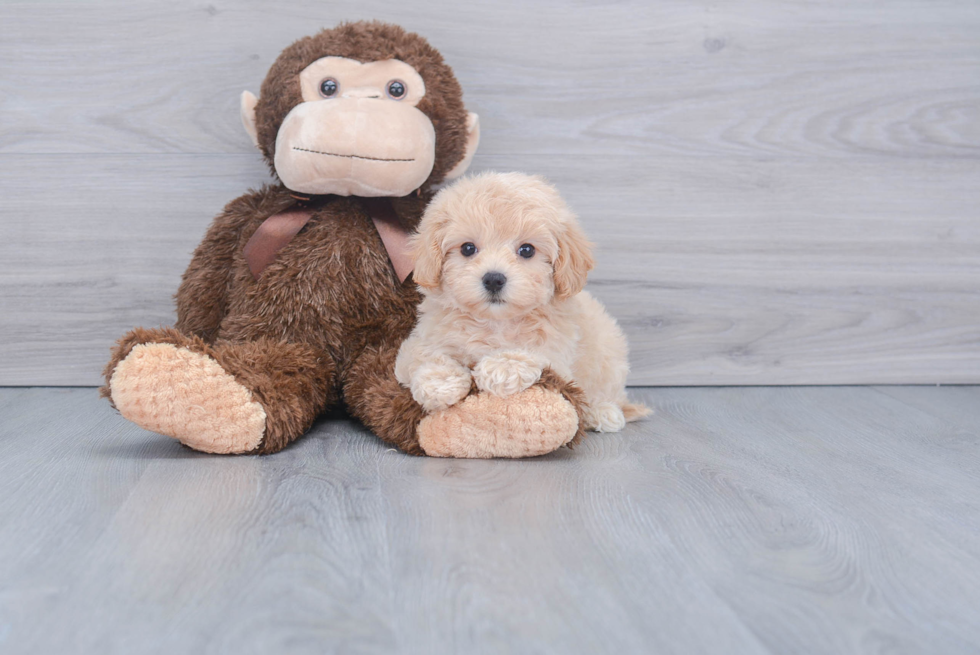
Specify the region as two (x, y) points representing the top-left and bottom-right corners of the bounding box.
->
(293, 147), (415, 163)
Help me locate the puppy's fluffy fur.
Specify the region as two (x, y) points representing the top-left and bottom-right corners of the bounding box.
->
(395, 172), (649, 432)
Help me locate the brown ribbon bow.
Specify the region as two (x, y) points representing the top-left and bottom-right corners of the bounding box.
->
(242, 198), (414, 282)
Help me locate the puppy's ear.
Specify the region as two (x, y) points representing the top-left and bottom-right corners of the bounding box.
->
(553, 217), (595, 299)
(410, 214), (447, 290)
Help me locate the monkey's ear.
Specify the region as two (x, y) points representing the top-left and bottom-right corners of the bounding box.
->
(553, 217), (595, 300)
(240, 91), (260, 148)
(444, 112), (480, 180)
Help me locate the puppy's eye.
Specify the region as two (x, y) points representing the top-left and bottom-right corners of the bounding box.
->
(319, 78), (338, 98)
(517, 243), (536, 259)
(461, 242), (478, 257)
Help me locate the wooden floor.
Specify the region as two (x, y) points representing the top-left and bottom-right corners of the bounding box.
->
(1, 387), (978, 653)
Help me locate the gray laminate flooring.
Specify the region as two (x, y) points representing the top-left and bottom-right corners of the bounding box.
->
(1, 386), (978, 654)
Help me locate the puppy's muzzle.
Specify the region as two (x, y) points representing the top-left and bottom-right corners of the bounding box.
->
(482, 271), (507, 298)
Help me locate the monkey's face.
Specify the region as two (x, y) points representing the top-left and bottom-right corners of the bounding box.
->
(243, 24), (480, 197)
(243, 53), (479, 198)
(277, 57), (435, 196)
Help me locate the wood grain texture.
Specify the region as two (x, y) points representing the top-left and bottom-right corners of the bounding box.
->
(1, 0), (978, 385)
(1, 386), (978, 654)
(1, 154), (977, 385)
(2, 0), (977, 159)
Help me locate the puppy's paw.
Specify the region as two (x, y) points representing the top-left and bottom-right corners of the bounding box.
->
(410, 362), (472, 413)
(473, 351), (543, 398)
(584, 402), (627, 432)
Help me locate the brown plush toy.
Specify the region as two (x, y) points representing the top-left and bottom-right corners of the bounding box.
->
(102, 21), (585, 457)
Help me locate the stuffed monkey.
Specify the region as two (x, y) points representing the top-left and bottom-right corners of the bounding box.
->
(102, 21), (585, 457)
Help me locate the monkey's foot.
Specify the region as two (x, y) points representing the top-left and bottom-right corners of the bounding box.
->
(417, 386), (578, 458)
(109, 343), (266, 454)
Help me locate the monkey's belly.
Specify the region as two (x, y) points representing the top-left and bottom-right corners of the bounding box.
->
(216, 211), (419, 360)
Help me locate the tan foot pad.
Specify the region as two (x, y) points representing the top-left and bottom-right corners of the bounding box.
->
(418, 386), (578, 458)
(109, 343), (266, 454)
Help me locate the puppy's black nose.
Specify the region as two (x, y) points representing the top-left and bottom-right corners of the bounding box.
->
(482, 271), (507, 294)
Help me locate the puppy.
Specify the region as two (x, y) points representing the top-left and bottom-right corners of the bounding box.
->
(395, 172), (650, 432)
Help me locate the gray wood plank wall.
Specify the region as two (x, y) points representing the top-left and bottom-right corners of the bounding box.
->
(1, 0), (978, 386)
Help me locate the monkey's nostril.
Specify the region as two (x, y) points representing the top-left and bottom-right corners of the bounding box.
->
(482, 271), (507, 294)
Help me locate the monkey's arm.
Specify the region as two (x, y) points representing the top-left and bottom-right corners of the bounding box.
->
(173, 202), (250, 341)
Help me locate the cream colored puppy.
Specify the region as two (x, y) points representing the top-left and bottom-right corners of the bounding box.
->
(395, 172), (649, 432)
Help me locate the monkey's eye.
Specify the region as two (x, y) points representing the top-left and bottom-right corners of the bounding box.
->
(518, 243), (536, 259)
(386, 80), (406, 100)
(319, 78), (338, 98)
(460, 242), (478, 257)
